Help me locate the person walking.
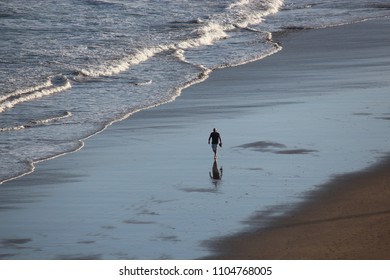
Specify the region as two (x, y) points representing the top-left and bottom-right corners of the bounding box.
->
(208, 128), (222, 159)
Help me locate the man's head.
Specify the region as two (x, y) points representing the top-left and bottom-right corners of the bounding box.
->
(213, 128), (216, 132)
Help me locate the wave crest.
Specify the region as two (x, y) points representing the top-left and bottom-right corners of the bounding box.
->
(0, 111), (72, 132)
(72, 0), (284, 80)
(0, 76), (71, 113)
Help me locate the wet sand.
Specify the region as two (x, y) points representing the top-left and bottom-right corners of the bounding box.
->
(207, 154), (390, 259)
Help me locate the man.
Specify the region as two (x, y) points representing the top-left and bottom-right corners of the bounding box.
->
(208, 128), (222, 159)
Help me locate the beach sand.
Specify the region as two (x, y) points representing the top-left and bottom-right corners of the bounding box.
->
(1, 19), (390, 260)
(207, 155), (390, 259)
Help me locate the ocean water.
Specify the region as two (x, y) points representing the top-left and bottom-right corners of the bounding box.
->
(1, 0), (390, 183)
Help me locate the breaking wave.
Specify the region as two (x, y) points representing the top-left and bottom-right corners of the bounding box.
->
(0, 76), (71, 113)
(0, 111), (72, 132)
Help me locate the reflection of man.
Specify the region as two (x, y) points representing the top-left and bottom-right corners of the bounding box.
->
(208, 128), (222, 159)
(209, 160), (223, 180)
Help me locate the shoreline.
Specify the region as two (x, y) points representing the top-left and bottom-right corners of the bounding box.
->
(0, 18), (389, 259)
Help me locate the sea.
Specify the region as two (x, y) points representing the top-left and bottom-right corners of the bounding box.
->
(1, 0), (390, 184)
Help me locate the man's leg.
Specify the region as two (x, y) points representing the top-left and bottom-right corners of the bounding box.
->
(212, 144), (217, 159)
